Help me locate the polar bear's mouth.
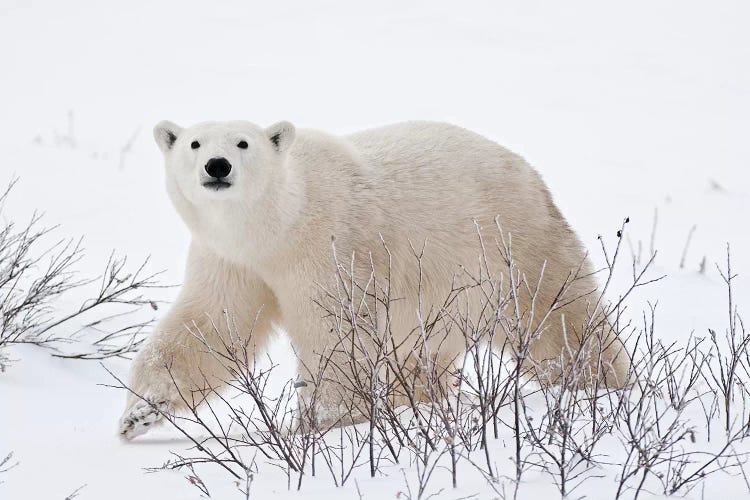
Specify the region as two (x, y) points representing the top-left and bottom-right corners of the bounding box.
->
(202, 180), (232, 191)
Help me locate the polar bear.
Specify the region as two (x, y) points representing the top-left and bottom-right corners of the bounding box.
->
(119, 120), (628, 439)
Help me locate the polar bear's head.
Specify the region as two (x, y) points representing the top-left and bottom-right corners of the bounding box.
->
(153, 120), (296, 219)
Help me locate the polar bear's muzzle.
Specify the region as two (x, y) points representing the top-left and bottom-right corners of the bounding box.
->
(202, 157), (233, 191)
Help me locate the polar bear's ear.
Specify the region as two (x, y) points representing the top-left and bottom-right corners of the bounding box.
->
(153, 120), (184, 153)
(265, 121), (296, 154)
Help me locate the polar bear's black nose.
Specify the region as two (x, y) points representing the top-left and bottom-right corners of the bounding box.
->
(205, 157), (232, 178)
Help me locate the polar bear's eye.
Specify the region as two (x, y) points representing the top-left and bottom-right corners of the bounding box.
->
(237, 140), (248, 149)
(191, 141), (200, 149)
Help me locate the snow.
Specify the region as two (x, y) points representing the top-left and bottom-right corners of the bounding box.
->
(1, 0), (749, 498)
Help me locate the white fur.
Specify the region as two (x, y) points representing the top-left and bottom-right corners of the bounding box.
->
(119, 120), (627, 439)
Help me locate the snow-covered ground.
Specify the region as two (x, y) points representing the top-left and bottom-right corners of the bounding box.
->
(1, 1), (749, 498)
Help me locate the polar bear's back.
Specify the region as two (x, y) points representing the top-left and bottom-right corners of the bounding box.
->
(347, 121), (550, 211)
(343, 121), (568, 250)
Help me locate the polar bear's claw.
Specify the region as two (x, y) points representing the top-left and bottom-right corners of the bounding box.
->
(119, 398), (170, 440)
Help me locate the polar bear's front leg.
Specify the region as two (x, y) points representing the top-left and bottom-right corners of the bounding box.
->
(119, 243), (280, 440)
(118, 325), (189, 440)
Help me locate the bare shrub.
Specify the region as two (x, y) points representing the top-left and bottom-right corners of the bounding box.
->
(0, 178), (164, 370)
(706, 244), (749, 433)
(0, 451), (18, 486)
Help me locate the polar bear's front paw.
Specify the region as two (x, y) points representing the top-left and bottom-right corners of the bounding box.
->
(119, 397), (171, 441)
